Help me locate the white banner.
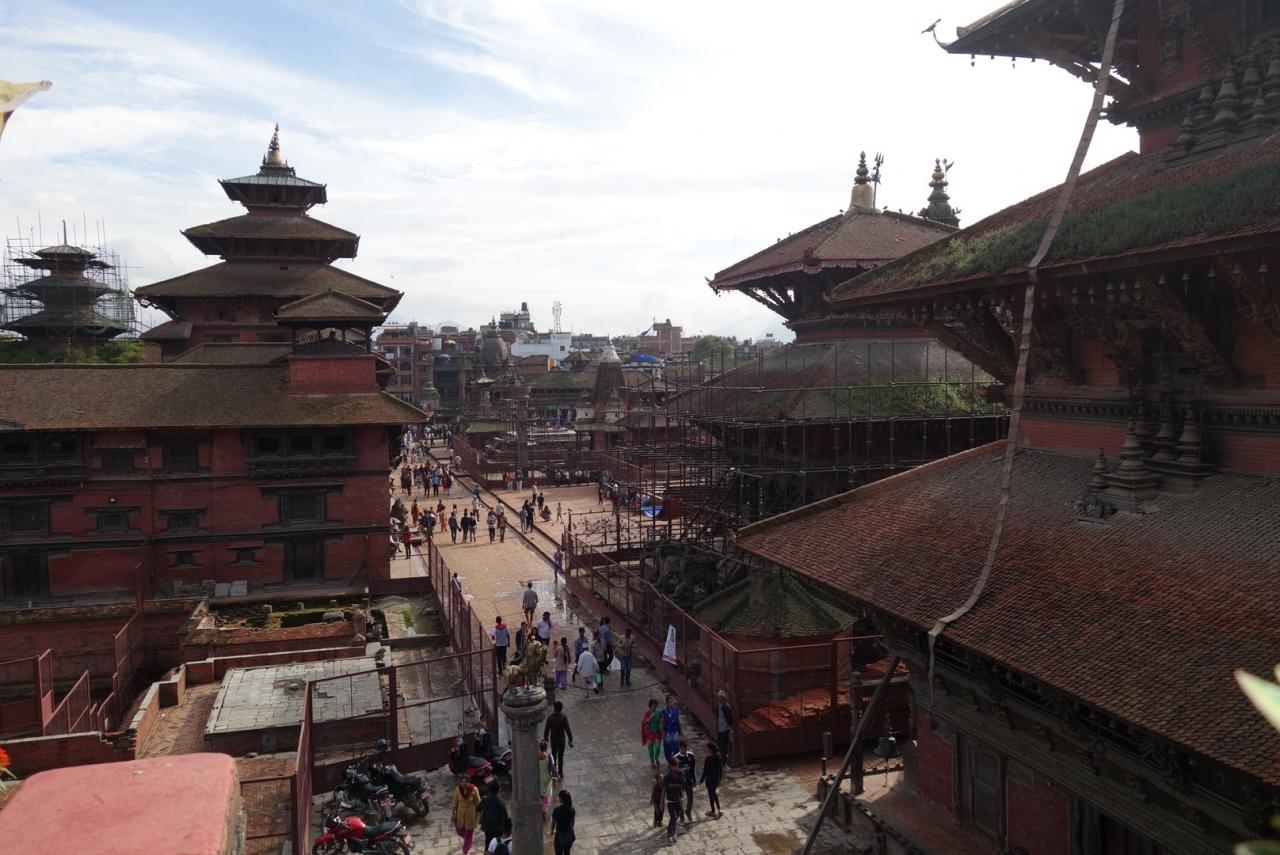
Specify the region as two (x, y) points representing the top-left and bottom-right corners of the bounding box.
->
(662, 624), (677, 665)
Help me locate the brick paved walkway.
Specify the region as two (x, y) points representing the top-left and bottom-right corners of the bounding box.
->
(385, 460), (856, 854)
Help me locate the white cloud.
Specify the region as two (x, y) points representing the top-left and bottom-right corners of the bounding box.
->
(0, 0), (1138, 342)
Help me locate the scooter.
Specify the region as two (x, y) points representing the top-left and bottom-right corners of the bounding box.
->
(368, 739), (432, 817)
(311, 812), (414, 854)
(448, 731), (495, 786)
(471, 725), (512, 780)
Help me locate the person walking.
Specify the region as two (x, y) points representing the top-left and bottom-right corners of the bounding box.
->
(642, 699), (662, 769)
(550, 790), (575, 855)
(487, 509), (497, 543)
(701, 740), (723, 819)
(543, 701), (573, 776)
(552, 546), (564, 583)
(521, 581), (538, 626)
(451, 778), (481, 854)
(553, 637), (570, 689)
(448, 509), (459, 543)
(477, 782), (507, 849)
(555, 501), (563, 523)
(536, 612), (553, 648)
(598, 618), (615, 676)
(675, 741), (696, 821)
(715, 690), (734, 764)
(525, 502), (536, 531)
(497, 507), (507, 543)
(439, 501), (448, 532)
(490, 616), (510, 670)
(661, 695), (683, 762)
(538, 740), (556, 821)
(616, 627), (636, 687)
(401, 526), (413, 559)
(514, 622), (528, 662)
(650, 771), (665, 828)
(486, 818), (512, 855)
(588, 631), (605, 683)
(663, 759), (685, 844)
(575, 644), (600, 695)
(573, 627), (588, 663)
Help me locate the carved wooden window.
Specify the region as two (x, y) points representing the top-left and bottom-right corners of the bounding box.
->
(98, 448), (137, 474)
(962, 738), (1005, 842)
(93, 510), (132, 534)
(1, 502), (46, 537)
(167, 550), (200, 569)
(164, 442), (200, 473)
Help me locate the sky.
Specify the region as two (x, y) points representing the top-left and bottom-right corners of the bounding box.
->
(0, 0), (1138, 342)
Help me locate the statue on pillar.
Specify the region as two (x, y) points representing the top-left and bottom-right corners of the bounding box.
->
(500, 639), (549, 855)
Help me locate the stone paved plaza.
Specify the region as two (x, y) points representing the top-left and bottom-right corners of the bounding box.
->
(384, 464), (856, 854)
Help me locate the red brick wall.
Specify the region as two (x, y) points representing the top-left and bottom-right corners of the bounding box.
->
(1233, 322), (1280, 390)
(3, 731), (133, 777)
(914, 708), (954, 813)
(1006, 766), (1070, 855)
(1214, 432), (1280, 476)
(1018, 416), (1125, 457)
(287, 354), (377, 392)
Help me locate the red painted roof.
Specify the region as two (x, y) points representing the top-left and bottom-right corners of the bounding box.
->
(737, 443), (1280, 786)
(710, 209), (954, 290)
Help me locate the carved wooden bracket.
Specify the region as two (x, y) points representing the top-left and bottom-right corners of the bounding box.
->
(1219, 257), (1280, 339)
(913, 305), (1015, 383)
(1132, 273), (1237, 385)
(1060, 298), (1144, 389)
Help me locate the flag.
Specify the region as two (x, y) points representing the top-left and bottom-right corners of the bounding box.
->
(0, 80), (52, 141)
(662, 624), (677, 665)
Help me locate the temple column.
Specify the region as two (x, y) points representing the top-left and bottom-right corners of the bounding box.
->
(501, 683), (548, 854)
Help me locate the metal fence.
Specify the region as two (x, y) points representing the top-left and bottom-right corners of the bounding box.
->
(560, 530), (908, 761)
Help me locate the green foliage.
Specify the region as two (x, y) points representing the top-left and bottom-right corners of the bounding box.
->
(0, 339), (144, 364)
(853, 156), (1280, 291)
(689, 335), (736, 369)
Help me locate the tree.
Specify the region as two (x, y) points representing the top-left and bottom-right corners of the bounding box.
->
(689, 335), (735, 370)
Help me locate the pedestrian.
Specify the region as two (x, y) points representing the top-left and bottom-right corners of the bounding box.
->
(439, 502), (448, 532)
(715, 689), (734, 763)
(675, 741), (696, 820)
(543, 700), (573, 776)
(555, 501), (563, 522)
(575, 644), (600, 695)
(491, 616), (510, 670)
(589, 631), (605, 678)
(661, 695), (682, 762)
(550, 790), (575, 855)
(539, 740), (555, 821)
(573, 627), (588, 663)
(401, 526), (413, 558)
(598, 618), (614, 675)
(616, 627), (635, 686)
(497, 507), (507, 542)
(487, 509), (497, 543)
(525, 502), (535, 531)
(553, 547), (564, 583)
(536, 611), (553, 647)
(448, 510), (459, 543)
(514, 622), (528, 661)
(553, 636), (570, 689)
(701, 740), (723, 819)
(506, 472), (514, 492)
(521, 581), (538, 625)
(650, 770), (665, 828)
(642, 699), (662, 769)
(478, 782), (507, 849)
(663, 759), (684, 844)
(474, 484), (482, 502)
(451, 778), (481, 854)
(486, 818), (512, 855)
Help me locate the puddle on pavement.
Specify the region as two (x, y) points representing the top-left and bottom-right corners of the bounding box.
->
(752, 829), (802, 853)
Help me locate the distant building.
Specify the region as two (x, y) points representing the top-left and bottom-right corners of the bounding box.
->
(497, 301), (534, 333)
(510, 330), (573, 361)
(638, 318), (696, 356)
(375, 322), (439, 410)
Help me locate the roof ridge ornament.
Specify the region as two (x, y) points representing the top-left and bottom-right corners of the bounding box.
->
(849, 151), (877, 213)
(918, 158), (960, 227)
(261, 124), (290, 171)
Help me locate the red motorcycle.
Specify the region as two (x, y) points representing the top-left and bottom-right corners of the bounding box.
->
(311, 813), (413, 854)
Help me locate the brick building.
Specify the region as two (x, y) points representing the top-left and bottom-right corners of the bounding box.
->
(375, 322), (440, 410)
(737, 2), (1280, 852)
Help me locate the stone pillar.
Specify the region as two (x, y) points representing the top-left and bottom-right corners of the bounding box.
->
(501, 685), (548, 855)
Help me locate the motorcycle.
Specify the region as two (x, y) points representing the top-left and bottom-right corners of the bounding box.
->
(334, 763), (393, 821)
(448, 731), (495, 786)
(368, 740), (432, 817)
(311, 812), (414, 854)
(470, 725), (512, 780)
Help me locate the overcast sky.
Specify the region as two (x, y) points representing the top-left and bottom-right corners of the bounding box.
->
(1, 0), (1138, 342)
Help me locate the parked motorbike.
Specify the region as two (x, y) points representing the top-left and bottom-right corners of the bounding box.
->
(470, 725), (512, 780)
(367, 742), (432, 818)
(311, 812), (413, 854)
(334, 763), (393, 821)
(448, 731), (495, 786)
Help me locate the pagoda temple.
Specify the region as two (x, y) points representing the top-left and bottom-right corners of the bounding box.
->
(137, 127), (400, 357)
(2, 243), (129, 342)
(735, 2), (1280, 852)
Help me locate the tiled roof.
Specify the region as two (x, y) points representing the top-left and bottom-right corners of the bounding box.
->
(170, 343), (292, 364)
(695, 567), (854, 638)
(183, 214), (357, 243)
(670, 340), (993, 422)
(830, 136), (1280, 305)
(139, 319), (192, 341)
(529, 370), (597, 390)
(135, 262), (400, 309)
(276, 290), (385, 322)
(737, 444), (1280, 786)
(0, 363), (424, 430)
(710, 209), (955, 289)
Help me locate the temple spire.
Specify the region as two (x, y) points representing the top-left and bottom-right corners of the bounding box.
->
(262, 124), (287, 169)
(919, 158), (960, 227)
(849, 151), (875, 213)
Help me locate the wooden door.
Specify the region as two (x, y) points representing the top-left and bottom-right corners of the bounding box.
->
(965, 738), (1004, 841)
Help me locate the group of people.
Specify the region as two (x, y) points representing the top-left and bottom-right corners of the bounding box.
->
(642, 691), (733, 843)
(451, 777), (577, 855)
(398, 459), (459, 499)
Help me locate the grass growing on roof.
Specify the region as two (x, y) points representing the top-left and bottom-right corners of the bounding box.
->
(0, 339), (144, 364)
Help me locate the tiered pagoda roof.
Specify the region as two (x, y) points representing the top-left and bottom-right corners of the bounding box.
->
(2, 243), (129, 341)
